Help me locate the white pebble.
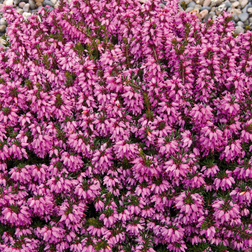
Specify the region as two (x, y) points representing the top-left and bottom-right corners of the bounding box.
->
(239, 0), (248, 9)
(22, 12), (31, 21)
(203, 0), (211, 6)
(5, 0), (13, 6)
(231, 1), (240, 8)
(198, 9), (209, 19)
(23, 3), (29, 12)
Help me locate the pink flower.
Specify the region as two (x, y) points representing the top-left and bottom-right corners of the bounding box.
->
(70, 242), (83, 252)
(174, 192), (204, 225)
(95, 199), (105, 212)
(2, 204), (31, 226)
(67, 131), (93, 157)
(217, 93), (240, 117)
(9, 165), (31, 184)
(126, 222), (144, 236)
(0, 0), (251, 250)
(164, 157), (189, 185)
(39, 225), (64, 243)
(58, 201), (86, 230)
(180, 130), (193, 149)
(166, 241), (187, 252)
(212, 199), (240, 224)
(141, 207), (155, 218)
(205, 226), (216, 240)
(213, 174), (235, 191)
(91, 143), (114, 174)
(28, 164), (48, 184)
(159, 139), (179, 156)
(220, 139), (245, 162)
(113, 141), (140, 160)
(189, 103), (214, 127)
(114, 209), (131, 223)
(27, 193), (54, 217)
(60, 151), (84, 172)
(201, 164), (219, 178)
(185, 174), (206, 189)
(230, 188), (252, 206)
(150, 179), (170, 194)
(99, 212), (117, 228)
(191, 235), (201, 245)
(87, 225), (103, 237)
(199, 121), (224, 156)
(241, 119), (252, 143)
(135, 185), (151, 197)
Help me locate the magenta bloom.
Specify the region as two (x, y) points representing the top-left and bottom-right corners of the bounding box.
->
(0, 0), (251, 250)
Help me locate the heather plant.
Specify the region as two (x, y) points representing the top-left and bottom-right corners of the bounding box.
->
(0, 0), (252, 251)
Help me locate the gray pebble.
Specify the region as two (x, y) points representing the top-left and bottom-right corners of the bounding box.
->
(0, 25), (6, 33)
(42, 0), (54, 7)
(47, 6), (54, 11)
(237, 20), (245, 26)
(28, 0), (36, 9)
(232, 14), (240, 21)
(234, 25), (244, 33)
(186, 6), (194, 12)
(239, 12), (249, 21)
(194, 4), (202, 10)
(203, 13), (212, 21)
(29, 9), (38, 13)
(37, 6), (43, 11)
(15, 8), (24, 15)
(23, 3), (29, 12)
(13, 0), (20, 5)
(225, 1), (232, 8)
(200, 6), (211, 10)
(210, 0), (223, 7)
(244, 19), (249, 25)
(209, 11), (216, 17)
(188, 0), (196, 7)
(242, 3), (251, 12)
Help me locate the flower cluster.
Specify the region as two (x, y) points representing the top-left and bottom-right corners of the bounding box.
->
(0, 0), (251, 251)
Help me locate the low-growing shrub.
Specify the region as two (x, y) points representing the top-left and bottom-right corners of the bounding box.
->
(0, 0), (251, 251)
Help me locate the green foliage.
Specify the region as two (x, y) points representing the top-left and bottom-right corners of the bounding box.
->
(1, 34), (10, 48)
(180, 1), (187, 10)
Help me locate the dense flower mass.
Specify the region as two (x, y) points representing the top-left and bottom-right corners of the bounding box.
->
(0, 0), (251, 250)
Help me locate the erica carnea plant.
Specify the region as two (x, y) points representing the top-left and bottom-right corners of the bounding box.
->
(0, 0), (251, 251)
